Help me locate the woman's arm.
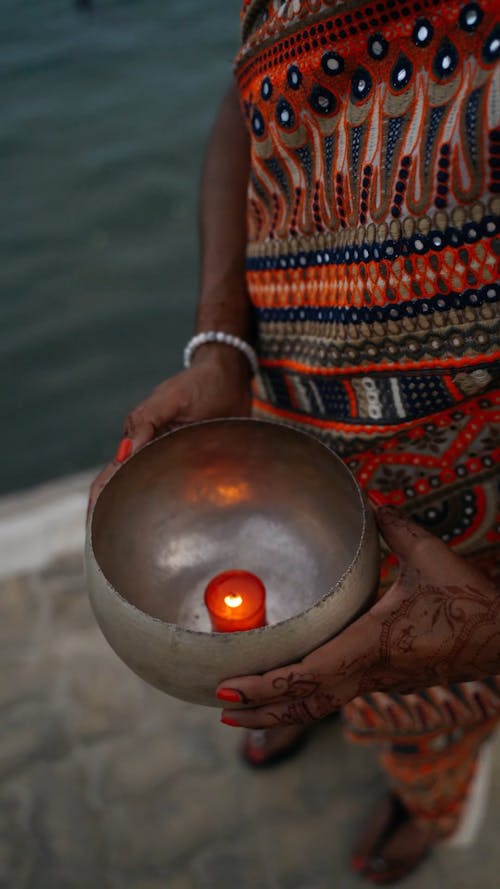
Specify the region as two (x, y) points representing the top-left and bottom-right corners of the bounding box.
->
(196, 81), (252, 340)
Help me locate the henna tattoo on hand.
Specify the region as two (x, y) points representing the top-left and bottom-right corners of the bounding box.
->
(271, 672), (321, 700)
(268, 698), (317, 726)
(233, 544), (499, 724)
(358, 578), (500, 696)
(236, 672), (321, 707)
(377, 506), (427, 540)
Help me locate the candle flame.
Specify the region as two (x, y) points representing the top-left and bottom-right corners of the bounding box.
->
(224, 593), (243, 609)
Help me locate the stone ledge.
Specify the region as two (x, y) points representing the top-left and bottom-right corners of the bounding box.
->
(0, 471), (95, 580)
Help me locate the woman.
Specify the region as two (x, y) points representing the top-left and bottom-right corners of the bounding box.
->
(90, 0), (499, 881)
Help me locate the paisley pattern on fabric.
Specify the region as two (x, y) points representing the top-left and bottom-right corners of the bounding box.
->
(235, 0), (499, 566)
(236, 1), (500, 785)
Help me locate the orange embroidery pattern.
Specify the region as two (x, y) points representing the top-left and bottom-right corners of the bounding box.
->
(234, 0), (499, 556)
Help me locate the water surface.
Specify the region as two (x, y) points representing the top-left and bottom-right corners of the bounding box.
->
(1, 0), (238, 493)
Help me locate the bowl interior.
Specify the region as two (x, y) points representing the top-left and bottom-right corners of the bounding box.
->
(91, 420), (364, 632)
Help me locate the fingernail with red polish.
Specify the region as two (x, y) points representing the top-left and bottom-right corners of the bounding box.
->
(115, 438), (133, 463)
(216, 688), (242, 703)
(367, 490), (388, 508)
(220, 715), (241, 727)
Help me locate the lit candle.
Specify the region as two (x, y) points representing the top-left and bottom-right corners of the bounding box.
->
(204, 570), (266, 632)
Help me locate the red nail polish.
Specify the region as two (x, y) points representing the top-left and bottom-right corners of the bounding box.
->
(115, 438), (132, 463)
(220, 715), (241, 727)
(367, 490), (387, 508)
(216, 688), (242, 703)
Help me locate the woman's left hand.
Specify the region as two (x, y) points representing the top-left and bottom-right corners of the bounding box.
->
(217, 505), (499, 728)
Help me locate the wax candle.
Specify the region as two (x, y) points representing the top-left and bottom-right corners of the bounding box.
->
(204, 569), (266, 632)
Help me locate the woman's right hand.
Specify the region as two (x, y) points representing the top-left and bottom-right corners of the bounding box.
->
(87, 346), (253, 517)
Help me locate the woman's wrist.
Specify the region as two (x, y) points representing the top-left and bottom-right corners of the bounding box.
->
(189, 340), (254, 380)
(185, 331), (258, 376)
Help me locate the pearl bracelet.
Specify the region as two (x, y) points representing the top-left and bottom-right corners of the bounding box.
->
(183, 331), (259, 377)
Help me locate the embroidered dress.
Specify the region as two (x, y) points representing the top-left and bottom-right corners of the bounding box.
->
(235, 0), (500, 833)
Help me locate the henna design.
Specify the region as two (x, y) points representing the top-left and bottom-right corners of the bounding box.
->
(311, 689), (343, 719)
(377, 506), (425, 539)
(271, 672), (320, 700)
(358, 578), (500, 697)
(231, 672), (320, 707)
(232, 545), (499, 725)
(268, 698), (317, 726)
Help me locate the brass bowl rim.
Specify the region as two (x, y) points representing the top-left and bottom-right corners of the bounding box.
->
(88, 417), (370, 637)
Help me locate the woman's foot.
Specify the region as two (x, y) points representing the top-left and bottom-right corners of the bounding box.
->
(241, 725), (309, 767)
(350, 794), (432, 884)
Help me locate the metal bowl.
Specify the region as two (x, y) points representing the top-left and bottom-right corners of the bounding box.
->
(86, 419), (379, 706)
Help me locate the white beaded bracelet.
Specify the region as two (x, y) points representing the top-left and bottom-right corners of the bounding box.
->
(183, 331), (259, 376)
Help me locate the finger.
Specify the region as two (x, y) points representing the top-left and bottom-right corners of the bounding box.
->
(121, 422), (156, 454)
(88, 381), (187, 522)
(370, 502), (477, 593)
(124, 389), (183, 451)
(221, 699), (319, 728)
(216, 662), (313, 708)
(220, 680), (352, 728)
(216, 612), (378, 708)
(373, 504), (432, 551)
(372, 503), (456, 571)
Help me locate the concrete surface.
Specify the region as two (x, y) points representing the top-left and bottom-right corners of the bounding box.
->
(0, 477), (499, 888)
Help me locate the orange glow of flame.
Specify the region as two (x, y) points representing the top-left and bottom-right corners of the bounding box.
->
(204, 570), (266, 632)
(185, 476), (251, 507)
(223, 593), (243, 609)
(213, 482), (250, 505)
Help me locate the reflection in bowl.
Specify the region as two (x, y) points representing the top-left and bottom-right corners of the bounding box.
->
(86, 419), (379, 706)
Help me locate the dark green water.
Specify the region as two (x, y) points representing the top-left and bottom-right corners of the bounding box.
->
(1, 0), (238, 494)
